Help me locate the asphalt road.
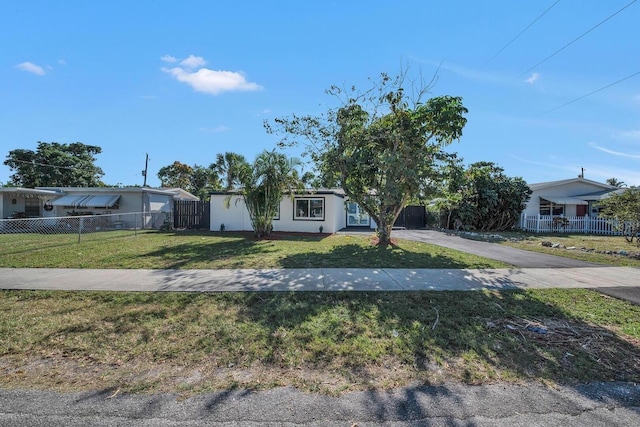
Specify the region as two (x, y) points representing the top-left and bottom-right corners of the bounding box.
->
(1, 382), (639, 426)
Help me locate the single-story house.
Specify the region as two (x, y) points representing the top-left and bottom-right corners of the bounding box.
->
(209, 189), (377, 234)
(1, 186), (198, 228)
(520, 177), (622, 233)
(0, 187), (60, 220)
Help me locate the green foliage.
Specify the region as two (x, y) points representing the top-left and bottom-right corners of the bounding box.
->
(157, 161), (193, 189)
(598, 187), (640, 244)
(157, 161), (221, 200)
(214, 152), (247, 190)
(606, 177), (626, 188)
(235, 150), (303, 238)
(4, 141), (104, 187)
(267, 72), (468, 246)
(440, 162), (531, 231)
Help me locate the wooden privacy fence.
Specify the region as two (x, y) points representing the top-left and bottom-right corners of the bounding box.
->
(394, 205), (426, 229)
(173, 200), (210, 230)
(520, 214), (625, 235)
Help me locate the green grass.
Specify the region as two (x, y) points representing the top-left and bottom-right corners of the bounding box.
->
(452, 230), (640, 267)
(0, 230), (509, 269)
(497, 232), (640, 267)
(1, 289), (638, 395)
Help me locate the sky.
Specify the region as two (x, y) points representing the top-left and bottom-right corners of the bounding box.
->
(1, 0), (639, 188)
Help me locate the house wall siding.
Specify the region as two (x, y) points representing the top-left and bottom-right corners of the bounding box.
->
(524, 181), (612, 216)
(210, 193), (349, 233)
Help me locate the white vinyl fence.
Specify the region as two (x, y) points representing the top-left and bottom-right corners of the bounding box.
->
(0, 211), (170, 242)
(519, 214), (625, 235)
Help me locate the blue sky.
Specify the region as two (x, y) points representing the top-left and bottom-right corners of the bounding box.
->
(1, 0), (639, 188)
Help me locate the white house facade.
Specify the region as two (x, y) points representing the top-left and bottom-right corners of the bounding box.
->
(209, 190), (377, 234)
(520, 177), (621, 233)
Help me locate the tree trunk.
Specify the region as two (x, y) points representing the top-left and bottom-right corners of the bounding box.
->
(377, 218), (393, 247)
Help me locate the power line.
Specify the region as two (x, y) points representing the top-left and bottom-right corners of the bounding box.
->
(485, 0), (561, 65)
(538, 70), (640, 116)
(518, 0), (637, 78)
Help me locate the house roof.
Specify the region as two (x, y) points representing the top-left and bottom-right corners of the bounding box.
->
(211, 188), (347, 198)
(539, 196), (588, 205)
(36, 186), (197, 200)
(162, 188), (200, 201)
(0, 187), (61, 197)
(528, 177), (615, 192)
(577, 188), (628, 201)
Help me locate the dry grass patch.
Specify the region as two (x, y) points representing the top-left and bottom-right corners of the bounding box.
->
(1, 289), (638, 396)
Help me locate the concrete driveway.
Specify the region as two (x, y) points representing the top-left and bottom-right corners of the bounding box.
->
(390, 229), (600, 268)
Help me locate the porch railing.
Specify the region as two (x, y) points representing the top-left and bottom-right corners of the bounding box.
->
(519, 214), (623, 235)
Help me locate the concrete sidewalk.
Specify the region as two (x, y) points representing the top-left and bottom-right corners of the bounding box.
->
(0, 266), (637, 293)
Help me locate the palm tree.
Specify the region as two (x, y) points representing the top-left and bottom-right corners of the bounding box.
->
(606, 177), (627, 188)
(213, 152), (247, 190)
(236, 150), (302, 238)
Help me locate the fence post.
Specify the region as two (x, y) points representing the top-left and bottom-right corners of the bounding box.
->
(78, 217), (83, 243)
(536, 214), (540, 233)
(134, 213), (138, 236)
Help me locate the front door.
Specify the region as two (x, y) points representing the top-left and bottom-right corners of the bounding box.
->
(346, 202), (370, 227)
(576, 205), (587, 217)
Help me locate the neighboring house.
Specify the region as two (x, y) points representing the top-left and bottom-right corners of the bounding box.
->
(0, 187), (60, 220)
(1, 186), (198, 228)
(520, 177), (622, 233)
(209, 189), (377, 234)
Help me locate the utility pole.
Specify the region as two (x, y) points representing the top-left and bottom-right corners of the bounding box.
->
(142, 153), (149, 187)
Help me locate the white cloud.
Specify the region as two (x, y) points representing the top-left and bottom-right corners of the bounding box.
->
(199, 125), (230, 133)
(525, 72), (540, 84)
(58, 59), (67, 66)
(160, 54), (177, 63)
(180, 55), (206, 69)
(15, 61), (45, 76)
(162, 65), (262, 95)
(588, 142), (640, 159)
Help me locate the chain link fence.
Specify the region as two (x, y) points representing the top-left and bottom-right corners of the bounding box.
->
(0, 211), (171, 243)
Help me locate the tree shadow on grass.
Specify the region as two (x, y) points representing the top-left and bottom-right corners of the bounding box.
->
(227, 289), (640, 415)
(4, 289), (639, 421)
(279, 243), (499, 269)
(138, 238), (270, 269)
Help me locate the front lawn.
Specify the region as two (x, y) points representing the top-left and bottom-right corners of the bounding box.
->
(0, 230), (509, 269)
(1, 289), (638, 395)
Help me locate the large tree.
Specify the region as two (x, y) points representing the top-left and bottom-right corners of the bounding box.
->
(4, 142), (104, 187)
(234, 150), (302, 238)
(598, 187), (640, 244)
(157, 161), (221, 200)
(439, 161), (531, 231)
(214, 152), (247, 190)
(267, 72), (468, 246)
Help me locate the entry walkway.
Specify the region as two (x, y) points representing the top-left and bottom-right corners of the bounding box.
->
(0, 267), (637, 293)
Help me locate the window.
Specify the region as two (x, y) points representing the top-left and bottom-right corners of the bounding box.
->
(539, 200), (564, 216)
(24, 197), (40, 217)
(294, 198), (324, 220)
